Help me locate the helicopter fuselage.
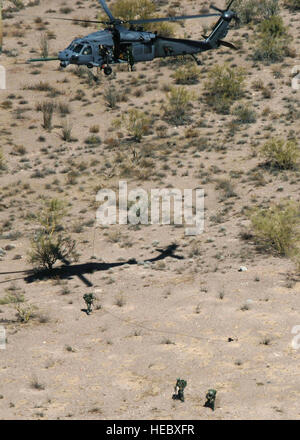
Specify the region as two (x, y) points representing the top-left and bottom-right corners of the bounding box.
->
(58, 25), (217, 71)
(27, 0), (238, 76)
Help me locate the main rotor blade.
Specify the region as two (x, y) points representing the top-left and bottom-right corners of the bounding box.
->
(226, 0), (236, 10)
(97, 0), (115, 21)
(210, 4), (223, 13)
(128, 13), (221, 25)
(16, 15), (109, 25)
(42, 16), (109, 24)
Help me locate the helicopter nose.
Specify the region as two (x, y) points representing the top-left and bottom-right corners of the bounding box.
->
(59, 50), (70, 67)
(58, 50), (68, 61)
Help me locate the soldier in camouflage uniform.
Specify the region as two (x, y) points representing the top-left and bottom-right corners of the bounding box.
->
(172, 378), (187, 402)
(204, 389), (217, 411)
(126, 45), (135, 72)
(83, 293), (95, 315)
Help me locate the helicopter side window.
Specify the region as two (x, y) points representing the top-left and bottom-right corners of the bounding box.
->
(82, 45), (92, 55)
(73, 44), (84, 54)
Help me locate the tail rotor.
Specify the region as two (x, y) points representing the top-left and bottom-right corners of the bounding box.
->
(210, 0), (240, 25)
(204, 1), (240, 51)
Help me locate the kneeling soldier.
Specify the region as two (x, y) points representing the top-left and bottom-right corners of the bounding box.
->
(173, 378), (187, 402)
(204, 389), (217, 411)
(83, 293), (95, 315)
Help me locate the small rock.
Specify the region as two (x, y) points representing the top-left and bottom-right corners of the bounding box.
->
(228, 337), (238, 342)
(238, 266), (248, 272)
(0, 248), (6, 256)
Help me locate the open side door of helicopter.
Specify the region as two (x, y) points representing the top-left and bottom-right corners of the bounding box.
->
(117, 27), (156, 63)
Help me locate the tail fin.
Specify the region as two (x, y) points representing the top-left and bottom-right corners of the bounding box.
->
(206, 11), (236, 49)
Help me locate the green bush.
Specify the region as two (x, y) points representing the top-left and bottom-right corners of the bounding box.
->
(260, 137), (299, 169)
(85, 135), (102, 146)
(38, 101), (55, 131)
(0, 148), (6, 171)
(127, 109), (151, 141)
(28, 198), (77, 270)
(232, 102), (257, 124)
(253, 15), (292, 63)
(39, 32), (49, 58)
(15, 304), (35, 323)
(61, 119), (73, 142)
(10, 0), (25, 10)
(283, 0), (300, 10)
(173, 63), (200, 85)
(250, 201), (300, 256)
(119, 109), (151, 141)
(163, 86), (195, 125)
(295, 256), (300, 274)
(204, 64), (245, 114)
(216, 178), (237, 199)
(104, 86), (119, 109)
(98, 0), (175, 36)
(148, 22), (175, 37)
(29, 232), (76, 270)
(106, 0), (156, 21)
(37, 198), (67, 234)
(234, 0), (279, 24)
(61, 119), (75, 142)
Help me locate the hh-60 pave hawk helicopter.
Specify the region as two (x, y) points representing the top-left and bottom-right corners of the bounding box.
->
(27, 0), (240, 77)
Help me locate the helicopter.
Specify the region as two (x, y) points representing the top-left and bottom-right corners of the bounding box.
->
(27, 0), (240, 77)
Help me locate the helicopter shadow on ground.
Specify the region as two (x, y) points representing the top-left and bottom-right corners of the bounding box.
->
(23, 244), (184, 287)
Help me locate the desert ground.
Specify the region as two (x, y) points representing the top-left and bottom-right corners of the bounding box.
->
(0, 0), (300, 420)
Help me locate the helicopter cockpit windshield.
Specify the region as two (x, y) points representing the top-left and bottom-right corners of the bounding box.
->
(73, 43), (84, 54)
(82, 45), (92, 55)
(67, 42), (92, 56)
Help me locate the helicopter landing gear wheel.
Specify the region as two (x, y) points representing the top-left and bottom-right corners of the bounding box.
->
(103, 66), (112, 76)
(87, 63), (93, 69)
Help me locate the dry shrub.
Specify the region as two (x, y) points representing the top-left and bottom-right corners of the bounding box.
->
(250, 201), (300, 257)
(204, 64), (245, 114)
(260, 137), (299, 170)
